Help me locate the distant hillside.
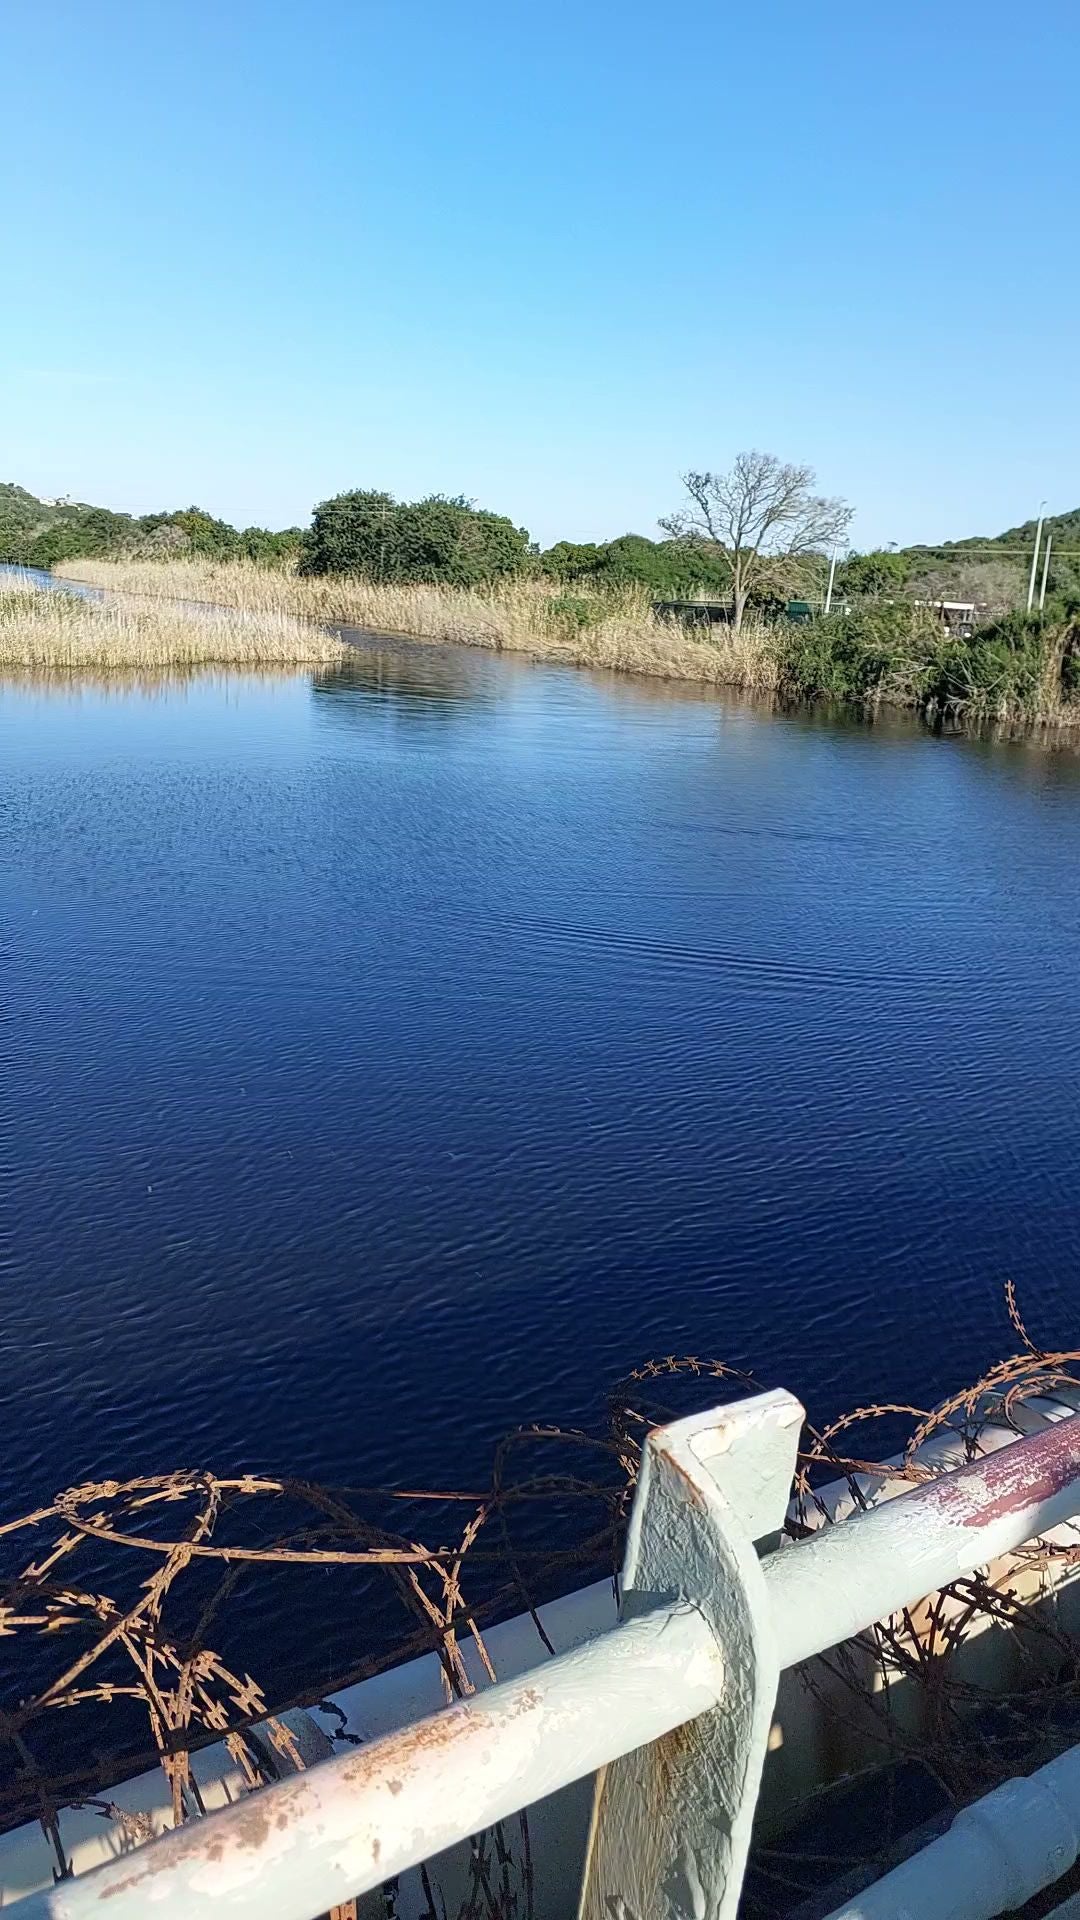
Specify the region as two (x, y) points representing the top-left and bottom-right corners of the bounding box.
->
(0, 483), (77, 547)
(0, 484), (302, 569)
(971, 508), (1080, 551)
(4, 477), (1078, 613)
(892, 508), (1080, 613)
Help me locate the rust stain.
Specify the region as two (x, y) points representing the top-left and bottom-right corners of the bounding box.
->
(645, 1715), (696, 1821)
(221, 1795), (273, 1850)
(97, 1783), (305, 1897)
(924, 1419), (1080, 1529)
(663, 1452), (706, 1512)
(99, 1869), (150, 1902)
(341, 1685), (544, 1790)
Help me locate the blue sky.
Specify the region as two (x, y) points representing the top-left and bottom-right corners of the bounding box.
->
(5, 0), (1078, 549)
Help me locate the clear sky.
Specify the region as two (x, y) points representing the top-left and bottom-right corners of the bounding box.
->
(4, 0), (1078, 550)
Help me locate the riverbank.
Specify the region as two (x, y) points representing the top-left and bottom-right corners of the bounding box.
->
(43, 560), (1080, 730)
(56, 557), (780, 691)
(0, 571), (350, 670)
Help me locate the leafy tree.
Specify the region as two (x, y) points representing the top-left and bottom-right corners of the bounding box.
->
(238, 525), (304, 564)
(301, 490), (530, 584)
(601, 533), (731, 597)
(25, 526), (79, 569)
(131, 519), (193, 557)
(661, 452), (853, 631)
(0, 482), (59, 563)
(299, 490), (402, 578)
(537, 532), (731, 598)
(169, 508), (240, 558)
(0, 482), (303, 571)
(397, 495), (529, 583)
(837, 549), (908, 598)
(537, 541), (605, 578)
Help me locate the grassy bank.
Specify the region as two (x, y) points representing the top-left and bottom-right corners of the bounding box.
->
(52, 558), (1080, 728)
(776, 601), (1080, 729)
(0, 572), (351, 671)
(56, 557), (780, 690)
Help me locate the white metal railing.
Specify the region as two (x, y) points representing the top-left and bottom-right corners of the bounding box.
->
(823, 1740), (1080, 1920)
(11, 1388), (1080, 1920)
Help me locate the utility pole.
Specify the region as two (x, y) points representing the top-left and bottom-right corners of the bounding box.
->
(1039, 532), (1053, 611)
(1026, 501), (1047, 612)
(823, 550), (837, 615)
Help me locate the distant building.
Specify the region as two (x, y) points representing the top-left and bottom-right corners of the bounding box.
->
(922, 600), (976, 636)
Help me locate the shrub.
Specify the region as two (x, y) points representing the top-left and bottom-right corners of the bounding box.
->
(925, 612), (1048, 718)
(300, 490), (530, 585)
(537, 532), (731, 599)
(545, 593), (606, 632)
(776, 602), (939, 704)
(237, 526), (304, 565)
(778, 601), (1080, 723)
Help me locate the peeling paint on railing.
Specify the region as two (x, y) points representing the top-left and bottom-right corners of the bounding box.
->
(923, 1412), (1080, 1528)
(13, 1606), (721, 1919)
(11, 1396), (1080, 1920)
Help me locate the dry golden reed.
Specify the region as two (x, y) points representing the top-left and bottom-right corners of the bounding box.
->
(0, 571), (351, 671)
(56, 557), (780, 691)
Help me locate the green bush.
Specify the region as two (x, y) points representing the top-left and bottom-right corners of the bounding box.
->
(25, 526), (81, 570)
(237, 525), (304, 565)
(546, 593), (606, 632)
(537, 531), (730, 599)
(835, 549), (909, 598)
(928, 613), (1048, 717)
(777, 602), (937, 704)
(778, 601), (1078, 722)
(300, 490), (530, 584)
(168, 508), (240, 559)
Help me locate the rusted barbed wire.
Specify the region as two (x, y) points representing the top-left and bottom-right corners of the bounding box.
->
(5, 1285), (1080, 1919)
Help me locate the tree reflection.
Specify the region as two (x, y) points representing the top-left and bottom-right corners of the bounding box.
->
(311, 644), (496, 727)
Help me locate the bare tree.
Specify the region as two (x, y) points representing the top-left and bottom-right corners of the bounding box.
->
(660, 452), (853, 631)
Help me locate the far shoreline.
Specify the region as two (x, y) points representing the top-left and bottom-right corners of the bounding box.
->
(53, 556), (1080, 744)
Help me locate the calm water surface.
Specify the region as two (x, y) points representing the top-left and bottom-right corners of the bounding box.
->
(3, 647), (1080, 1519)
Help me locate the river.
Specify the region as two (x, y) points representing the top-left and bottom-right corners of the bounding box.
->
(3, 641), (1080, 1684)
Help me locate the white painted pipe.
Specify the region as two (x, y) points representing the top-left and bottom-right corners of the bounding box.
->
(1046, 1896), (1080, 1920)
(7, 1396), (1080, 1909)
(823, 1740), (1080, 1920)
(12, 1413), (1080, 1920)
(13, 1602), (722, 1920)
(766, 1410), (1080, 1669)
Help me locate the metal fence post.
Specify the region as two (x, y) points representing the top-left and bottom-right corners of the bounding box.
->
(578, 1388), (804, 1920)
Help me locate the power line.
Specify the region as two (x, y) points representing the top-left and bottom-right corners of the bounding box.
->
(879, 547), (1080, 557)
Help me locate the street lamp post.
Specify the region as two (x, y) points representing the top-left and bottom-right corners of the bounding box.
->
(824, 549), (838, 615)
(1039, 533), (1053, 612)
(1027, 500), (1048, 612)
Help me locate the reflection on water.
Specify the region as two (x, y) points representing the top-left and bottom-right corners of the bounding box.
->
(0, 663), (311, 701)
(3, 638), (1080, 1680)
(0, 560), (103, 600)
(314, 644), (495, 714)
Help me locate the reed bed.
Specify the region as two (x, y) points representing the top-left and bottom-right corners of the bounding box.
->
(56, 558), (781, 690)
(53, 559), (1080, 727)
(0, 572), (351, 671)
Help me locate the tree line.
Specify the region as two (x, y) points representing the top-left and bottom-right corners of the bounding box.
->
(3, 459), (1074, 627)
(0, 485), (303, 572)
